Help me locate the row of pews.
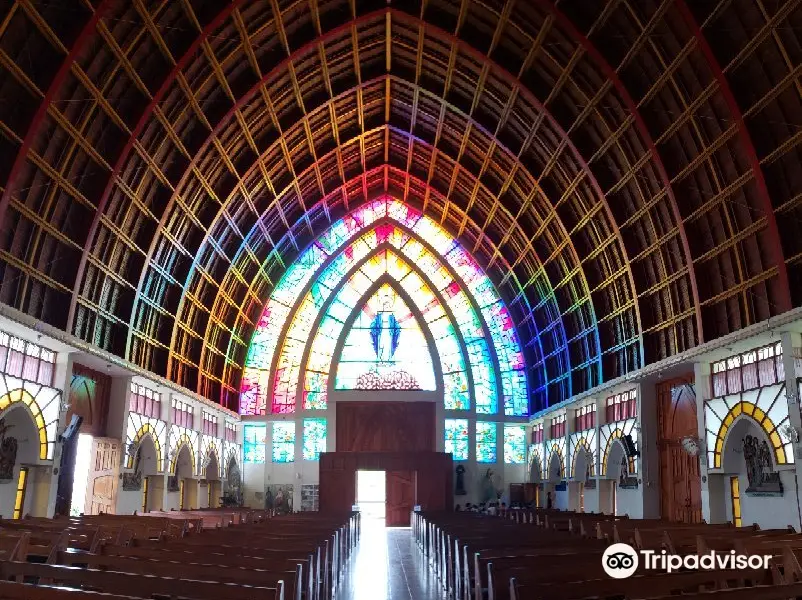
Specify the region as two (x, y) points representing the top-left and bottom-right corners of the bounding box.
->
(0, 508), (359, 600)
(414, 509), (802, 600)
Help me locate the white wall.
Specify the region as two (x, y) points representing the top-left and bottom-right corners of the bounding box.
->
(117, 489), (142, 515)
(616, 484), (643, 518)
(726, 470), (800, 530)
(243, 462), (266, 508)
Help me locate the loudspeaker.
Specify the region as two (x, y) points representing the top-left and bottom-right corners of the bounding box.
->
(622, 433), (639, 457)
(60, 415), (83, 441)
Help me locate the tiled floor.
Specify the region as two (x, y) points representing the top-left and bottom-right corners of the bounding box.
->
(336, 521), (447, 600)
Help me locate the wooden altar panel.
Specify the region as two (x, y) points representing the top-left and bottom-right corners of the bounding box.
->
(319, 452), (452, 515)
(336, 402), (435, 452)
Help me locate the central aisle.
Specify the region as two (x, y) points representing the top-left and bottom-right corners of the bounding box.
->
(336, 525), (447, 600)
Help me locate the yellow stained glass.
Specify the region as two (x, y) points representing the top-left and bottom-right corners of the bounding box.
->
(12, 467), (28, 519)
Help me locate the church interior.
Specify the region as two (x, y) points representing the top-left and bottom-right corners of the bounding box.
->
(3, 0), (802, 598)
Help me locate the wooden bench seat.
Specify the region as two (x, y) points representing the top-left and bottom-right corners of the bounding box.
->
(0, 561), (285, 600)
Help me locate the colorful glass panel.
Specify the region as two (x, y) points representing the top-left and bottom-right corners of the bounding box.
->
(271, 422), (295, 463)
(302, 418), (327, 461)
(476, 421), (497, 463)
(503, 424), (527, 464)
(305, 249), (469, 408)
(335, 284), (436, 390)
(243, 424), (266, 464)
(240, 197), (527, 416)
(444, 419), (469, 461)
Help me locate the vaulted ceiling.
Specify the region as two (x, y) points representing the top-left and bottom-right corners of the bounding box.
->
(1, 0), (801, 413)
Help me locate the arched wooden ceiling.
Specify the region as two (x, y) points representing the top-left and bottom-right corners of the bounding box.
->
(1, 0), (801, 413)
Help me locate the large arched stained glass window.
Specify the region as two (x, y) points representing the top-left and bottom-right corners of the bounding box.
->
(241, 198), (528, 417)
(304, 249), (471, 411)
(335, 284), (436, 391)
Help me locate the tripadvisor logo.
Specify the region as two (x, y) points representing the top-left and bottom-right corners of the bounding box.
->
(602, 543), (771, 579)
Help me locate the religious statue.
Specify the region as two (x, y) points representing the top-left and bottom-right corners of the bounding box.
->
(618, 455), (638, 489)
(370, 290), (401, 364)
(455, 465), (466, 496)
(122, 443), (144, 491)
(742, 434), (782, 495)
(480, 468), (500, 503)
(0, 418), (17, 482)
(584, 456), (596, 489)
(222, 458), (243, 507)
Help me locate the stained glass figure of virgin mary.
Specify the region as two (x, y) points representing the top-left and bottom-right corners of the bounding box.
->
(335, 284), (436, 390)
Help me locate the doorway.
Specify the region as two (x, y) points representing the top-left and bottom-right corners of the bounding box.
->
(356, 470), (386, 524)
(657, 378), (702, 523)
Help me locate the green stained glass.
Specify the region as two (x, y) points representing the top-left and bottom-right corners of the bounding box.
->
(303, 418), (327, 461)
(476, 421), (497, 463)
(271, 422), (295, 463)
(243, 424), (266, 464)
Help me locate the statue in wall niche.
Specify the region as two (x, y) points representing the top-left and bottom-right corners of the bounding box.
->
(0, 418), (17, 482)
(455, 465), (466, 496)
(618, 455), (638, 489)
(122, 444), (143, 491)
(221, 459), (243, 507)
(479, 468), (502, 503)
(743, 434), (783, 495)
(584, 455), (596, 490)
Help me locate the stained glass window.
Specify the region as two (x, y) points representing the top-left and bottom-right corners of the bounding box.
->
(271, 422), (295, 463)
(243, 424), (266, 464)
(305, 248), (470, 409)
(335, 284), (436, 390)
(303, 418), (327, 461)
(444, 419), (469, 461)
(476, 421), (497, 463)
(503, 424), (526, 464)
(240, 197), (527, 417)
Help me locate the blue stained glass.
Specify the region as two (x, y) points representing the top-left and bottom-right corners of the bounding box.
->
(445, 419), (469, 460)
(503, 424), (527, 464)
(476, 421), (497, 463)
(303, 418), (327, 460)
(243, 424), (266, 464)
(272, 422), (295, 463)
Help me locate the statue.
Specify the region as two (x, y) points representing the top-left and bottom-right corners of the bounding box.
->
(0, 418), (17, 482)
(221, 458), (243, 507)
(370, 289), (401, 364)
(122, 444), (143, 491)
(455, 465), (466, 496)
(617, 455), (638, 489)
(584, 454), (596, 489)
(742, 434), (782, 495)
(480, 468), (500, 503)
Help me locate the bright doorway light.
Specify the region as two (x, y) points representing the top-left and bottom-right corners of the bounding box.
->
(356, 470), (385, 523)
(69, 434), (93, 516)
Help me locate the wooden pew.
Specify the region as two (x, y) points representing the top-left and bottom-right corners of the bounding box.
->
(0, 561), (285, 600)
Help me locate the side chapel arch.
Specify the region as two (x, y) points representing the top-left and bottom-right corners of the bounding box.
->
(601, 430), (635, 477)
(127, 425), (163, 473)
(0, 386), (60, 461)
(547, 444), (565, 482)
(571, 438), (596, 479)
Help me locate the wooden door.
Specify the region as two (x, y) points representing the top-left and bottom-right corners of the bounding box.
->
(657, 378), (702, 523)
(386, 470), (415, 526)
(83, 438), (120, 515)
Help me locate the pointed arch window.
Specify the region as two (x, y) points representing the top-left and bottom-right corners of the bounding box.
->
(335, 284), (436, 391)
